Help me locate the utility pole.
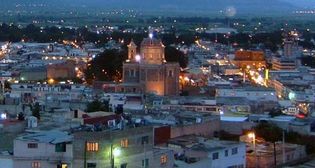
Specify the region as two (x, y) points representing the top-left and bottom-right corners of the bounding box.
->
(110, 128), (114, 168)
(144, 141), (147, 168)
(282, 130), (286, 164)
(84, 140), (87, 168)
(273, 142), (277, 167)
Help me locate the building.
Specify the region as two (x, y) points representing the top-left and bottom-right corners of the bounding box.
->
(216, 86), (277, 101)
(284, 40), (295, 57)
(232, 50), (266, 69)
(272, 57), (296, 71)
(13, 131), (73, 168)
(167, 135), (246, 168)
(72, 126), (174, 168)
(20, 67), (47, 81)
(160, 97), (219, 114)
(47, 60), (76, 79)
(122, 36), (180, 96)
(246, 142), (306, 168)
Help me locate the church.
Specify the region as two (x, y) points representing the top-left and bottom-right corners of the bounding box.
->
(121, 35), (180, 96)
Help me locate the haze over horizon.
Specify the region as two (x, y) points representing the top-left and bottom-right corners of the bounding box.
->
(1, 0), (315, 16)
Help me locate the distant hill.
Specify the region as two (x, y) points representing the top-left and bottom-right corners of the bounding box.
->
(0, 0), (298, 16)
(282, 0), (315, 8)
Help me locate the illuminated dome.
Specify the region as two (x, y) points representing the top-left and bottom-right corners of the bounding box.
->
(140, 37), (164, 47)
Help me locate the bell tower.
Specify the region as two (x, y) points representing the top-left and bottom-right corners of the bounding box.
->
(127, 40), (137, 62)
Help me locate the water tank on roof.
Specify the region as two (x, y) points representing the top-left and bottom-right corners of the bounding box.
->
(27, 116), (38, 128)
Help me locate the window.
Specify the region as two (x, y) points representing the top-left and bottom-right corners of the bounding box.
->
(141, 136), (149, 145)
(121, 163), (128, 168)
(87, 163), (96, 168)
(86, 142), (99, 152)
(225, 150), (229, 157)
(212, 152), (219, 160)
(232, 147), (238, 155)
(142, 159), (149, 168)
(32, 162), (40, 168)
(160, 155), (167, 164)
(287, 154), (290, 161)
(55, 143), (66, 152)
(57, 164), (68, 168)
(28, 143), (38, 149)
(121, 139), (128, 148)
(129, 69), (135, 77)
(168, 70), (173, 77)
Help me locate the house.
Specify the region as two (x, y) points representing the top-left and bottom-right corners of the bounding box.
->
(72, 126), (174, 168)
(167, 135), (246, 168)
(13, 131), (73, 168)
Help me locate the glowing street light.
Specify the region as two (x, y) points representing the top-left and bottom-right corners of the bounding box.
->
(48, 78), (55, 84)
(111, 146), (122, 168)
(0, 113), (7, 119)
(248, 132), (257, 168)
(149, 33), (154, 39)
(135, 54), (141, 62)
(113, 147), (121, 157)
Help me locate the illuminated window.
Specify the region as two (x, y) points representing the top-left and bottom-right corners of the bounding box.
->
(87, 142), (99, 152)
(28, 143), (38, 149)
(168, 70), (173, 77)
(160, 155), (167, 164)
(32, 162), (40, 168)
(57, 164), (68, 168)
(121, 139), (128, 148)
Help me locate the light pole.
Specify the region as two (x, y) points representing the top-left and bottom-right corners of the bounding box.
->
(282, 130), (285, 164)
(248, 132), (257, 168)
(111, 147), (121, 168)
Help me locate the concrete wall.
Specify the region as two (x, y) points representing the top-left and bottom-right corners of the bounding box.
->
(73, 149), (174, 168)
(220, 121), (256, 135)
(210, 143), (246, 168)
(171, 120), (220, 138)
(13, 140), (73, 168)
(0, 156), (13, 168)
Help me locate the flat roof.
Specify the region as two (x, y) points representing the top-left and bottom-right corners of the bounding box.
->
(220, 116), (248, 122)
(16, 131), (72, 144)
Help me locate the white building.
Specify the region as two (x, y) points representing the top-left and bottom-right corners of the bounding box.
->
(216, 87), (277, 101)
(168, 136), (246, 168)
(13, 131), (73, 168)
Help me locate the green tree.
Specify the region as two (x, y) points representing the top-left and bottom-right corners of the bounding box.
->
(84, 49), (127, 84)
(165, 46), (188, 68)
(31, 103), (41, 120)
(86, 100), (109, 112)
(254, 123), (283, 166)
(17, 112), (25, 121)
(254, 123), (282, 142)
(269, 108), (282, 117)
(4, 81), (11, 90)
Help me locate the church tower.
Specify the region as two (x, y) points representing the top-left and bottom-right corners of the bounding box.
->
(122, 36), (179, 96)
(127, 40), (137, 62)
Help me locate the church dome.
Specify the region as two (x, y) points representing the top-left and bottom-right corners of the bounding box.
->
(141, 38), (164, 47)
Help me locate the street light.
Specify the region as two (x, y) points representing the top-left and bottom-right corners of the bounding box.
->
(248, 132), (257, 168)
(113, 147), (121, 157)
(111, 146), (122, 168)
(135, 54), (141, 62)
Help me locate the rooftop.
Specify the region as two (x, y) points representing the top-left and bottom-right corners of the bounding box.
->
(16, 131), (72, 144)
